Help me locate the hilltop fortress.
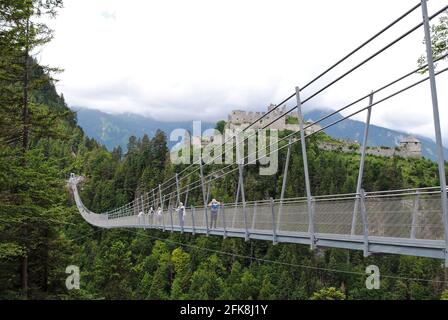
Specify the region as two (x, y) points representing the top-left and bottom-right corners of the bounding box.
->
(187, 104), (422, 160)
(319, 136), (422, 159)
(227, 104), (321, 135)
(226, 104), (422, 159)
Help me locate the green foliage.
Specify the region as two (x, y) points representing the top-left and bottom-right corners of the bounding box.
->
(441, 289), (448, 300)
(189, 255), (224, 300)
(61, 132), (446, 300)
(215, 120), (226, 134)
(0, 243), (25, 260)
(418, 12), (448, 71)
(310, 287), (346, 300)
(285, 116), (299, 125)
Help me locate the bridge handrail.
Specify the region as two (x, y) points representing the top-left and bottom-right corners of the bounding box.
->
(70, 176), (445, 220)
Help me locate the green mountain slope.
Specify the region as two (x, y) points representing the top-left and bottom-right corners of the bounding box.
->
(304, 109), (448, 162)
(74, 107), (216, 151)
(75, 107), (448, 161)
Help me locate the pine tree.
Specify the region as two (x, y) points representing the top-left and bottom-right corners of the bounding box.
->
(0, 0), (64, 299)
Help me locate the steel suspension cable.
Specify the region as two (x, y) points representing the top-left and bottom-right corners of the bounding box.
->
(258, 3), (448, 131)
(160, 2), (424, 191)
(110, 3), (448, 214)
(161, 55), (448, 201)
(171, 3), (448, 189)
(150, 65), (448, 205)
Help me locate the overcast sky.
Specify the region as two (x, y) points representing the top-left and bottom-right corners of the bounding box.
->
(38, 0), (448, 143)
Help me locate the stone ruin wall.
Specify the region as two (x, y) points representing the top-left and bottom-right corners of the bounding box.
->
(319, 141), (422, 159)
(228, 108), (422, 159)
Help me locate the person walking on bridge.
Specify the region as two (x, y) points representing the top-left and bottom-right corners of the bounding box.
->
(208, 198), (220, 229)
(156, 207), (163, 228)
(138, 210), (144, 225)
(147, 207), (154, 225)
(176, 202), (186, 228)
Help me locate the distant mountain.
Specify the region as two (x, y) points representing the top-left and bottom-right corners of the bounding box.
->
(74, 107), (447, 161)
(73, 108), (216, 151)
(73, 108), (215, 151)
(303, 109), (448, 161)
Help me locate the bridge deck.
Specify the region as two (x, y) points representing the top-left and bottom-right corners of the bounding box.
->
(69, 178), (448, 262)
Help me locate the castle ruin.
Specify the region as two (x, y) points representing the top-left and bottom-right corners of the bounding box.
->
(227, 104), (322, 135)
(319, 136), (422, 159)
(186, 105), (425, 160)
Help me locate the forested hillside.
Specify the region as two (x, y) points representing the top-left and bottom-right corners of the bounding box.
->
(74, 107), (448, 161)
(1, 0), (448, 300)
(70, 126), (448, 300)
(3, 65), (448, 298)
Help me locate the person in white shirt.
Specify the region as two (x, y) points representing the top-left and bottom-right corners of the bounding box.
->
(176, 202), (186, 228)
(137, 210), (144, 225)
(156, 207), (163, 228)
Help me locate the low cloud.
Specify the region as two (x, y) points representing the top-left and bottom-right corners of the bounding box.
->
(43, 0), (448, 143)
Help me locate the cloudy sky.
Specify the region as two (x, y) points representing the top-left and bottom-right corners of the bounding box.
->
(38, 0), (448, 142)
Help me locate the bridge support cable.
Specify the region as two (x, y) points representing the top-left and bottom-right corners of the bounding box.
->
(168, 194), (174, 233)
(236, 134), (249, 241)
(169, 53), (448, 198)
(270, 198), (278, 245)
(251, 201), (257, 233)
(221, 204), (227, 239)
(161, 2), (423, 189)
(151, 189), (156, 227)
(296, 87), (315, 250)
(199, 160), (210, 236)
(144, 193), (150, 228)
(145, 193), (150, 228)
(243, 67), (448, 177)
(136, 195), (141, 215)
(420, 0), (448, 267)
(277, 137), (292, 235)
(149, 192), (155, 225)
(258, 4), (448, 134)
(191, 206), (196, 235)
(351, 92), (374, 235)
(152, 189), (156, 209)
(304, 67), (448, 143)
(127, 201), (132, 217)
(158, 185), (165, 231)
(184, 183), (189, 209)
(175, 173), (184, 233)
(240, 1), (421, 133)
(124, 203), (129, 218)
(175, 173), (181, 207)
(232, 177), (241, 229)
(141, 195), (146, 228)
(410, 190), (421, 240)
(206, 179), (212, 229)
(184, 185), (190, 233)
(163, 53), (448, 206)
(151, 58), (448, 211)
(137, 195), (141, 226)
(161, 64), (448, 223)
(239, 165), (249, 242)
(360, 189), (370, 257)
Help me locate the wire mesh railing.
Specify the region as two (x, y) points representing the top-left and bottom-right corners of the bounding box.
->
(70, 176), (446, 242)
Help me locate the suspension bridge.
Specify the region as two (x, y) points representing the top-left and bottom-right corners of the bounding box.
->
(69, 1), (448, 265)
